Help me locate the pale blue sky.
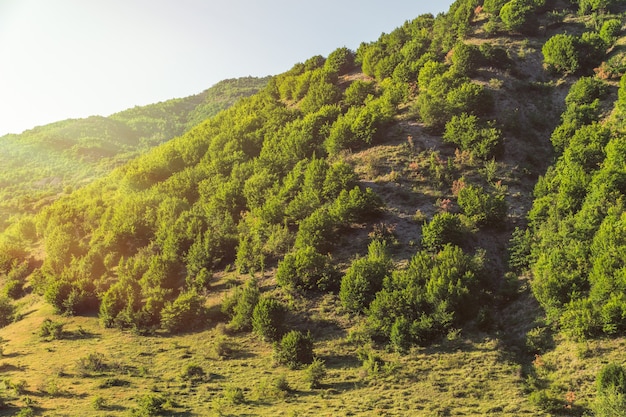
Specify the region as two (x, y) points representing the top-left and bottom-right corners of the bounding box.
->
(0, 1), (453, 136)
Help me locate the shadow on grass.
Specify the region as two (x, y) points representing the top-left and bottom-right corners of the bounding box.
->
(318, 353), (360, 370)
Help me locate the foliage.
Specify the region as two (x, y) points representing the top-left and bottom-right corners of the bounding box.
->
(339, 240), (392, 313)
(457, 184), (507, 227)
(274, 330), (314, 369)
(304, 358), (327, 389)
(0, 296), (15, 328)
(542, 34), (580, 74)
(252, 296), (286, 342)
(421, 213), (465, 251)
(368, 245), (484, 347)
(500, 0), (536, 33)
(160, 290), (206, 333)
(276, 246), (336, 292)
(39, 318), (64, 341)
(443, 113), (502, 159)
(222, 278), (260, 332)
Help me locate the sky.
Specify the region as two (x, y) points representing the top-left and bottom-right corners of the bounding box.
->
(0, 0), (453, 136)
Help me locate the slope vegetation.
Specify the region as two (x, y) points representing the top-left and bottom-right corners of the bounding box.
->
(0, 1), (625, 416)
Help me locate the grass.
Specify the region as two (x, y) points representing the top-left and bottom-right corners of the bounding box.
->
(4, 286), (610, 416)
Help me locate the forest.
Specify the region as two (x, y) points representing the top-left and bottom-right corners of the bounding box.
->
(0, 0), (625, 416)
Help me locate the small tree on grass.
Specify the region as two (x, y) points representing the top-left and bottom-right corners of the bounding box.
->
(305, 358), (327, 388)
(39, 318), (64, 341)
(0, 296), (15, 328)
(252, 296), (286, 342)
(594, 363), (626, 417)
(221, 278), (260, 332)
(274, 330), (314, 369)
(160, 290), (206, 334)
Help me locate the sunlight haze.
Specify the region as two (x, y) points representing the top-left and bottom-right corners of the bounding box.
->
(0, 0), (453, 136)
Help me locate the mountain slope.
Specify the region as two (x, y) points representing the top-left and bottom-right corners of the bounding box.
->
(0, 76), (268, 231)
(0, 1), (625, 416)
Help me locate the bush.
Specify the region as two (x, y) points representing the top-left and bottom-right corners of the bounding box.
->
(160, 290), (206, 333)
(304, 357), (327, 388)
(276, 246), (336, 292)
(542, 34), (580, 74)
(457, 184), (507, 227)
(222, 278), (259, 332)
(421, 213), (465, 250)
(339, 240), (391, 313)
(223, 385), (245, 404)
(565, 76), (608, 108)
(3, 279), (24, 299)
(324, 47), (355, 75)
(597, 363), (626, 395)
(252, 296), (286, 342)
(443, 113), (502, 159)
(0, 296), (15, 328)
(181, 363), (206, 382)
(500, 0), (535, 33)
(132, 393), (166, 416)
(450, 42), (482, 75)
(274, 330), (314, 369)
(600, 19), (622, 46)
(76, 352), (108, 375)
(39, 318), (64, 341)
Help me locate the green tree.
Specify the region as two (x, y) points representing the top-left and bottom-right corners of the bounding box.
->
(542, 34), (580, 74)
(252, 296), (286, 342)
(276, 246), (335, 292)
(222, 278), (260, 332)
(421, 212), (465, 251)
(500, 0), (535, 33)
(274, 330), (314, 369)
(160, 290), (206, 333)
(457, 184), (507, 227)
(443, 113), (502, 159)
(339, 240), (392, 313)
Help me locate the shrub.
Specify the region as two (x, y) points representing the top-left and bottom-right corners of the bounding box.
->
(324, 47), (355, 75)
(276, 246), (336, 292)
(132, 394), (166, 416)
(222, 278), (259, 332)
(500, 0), (535, 33)
(160, 290), (206, 333)
(223, 385), (245, 404)
(421, 213), (465, 250)
(252, 296), (286, 342)
(457, 184), (507, 227)
(565, 76), (608, 108)
(542, 34), (579, 74)
(92, 395), (107, 410)
(39, 318), (64, 341)
(181, 363), (206, 382)
(274, 330), (314, 369)
(344, 80), (377, 107)
(339, 240), (391, 313)
(443, 113), (502, 159)
(305, 357), (327, 389)
(450, 42), (482, 75)
(3, 279), (24, 299)
(600, 19), (622, 46)
(0, 296), (15, 328)
(597, 363), (626, 395)
(76, 353), (107, 375)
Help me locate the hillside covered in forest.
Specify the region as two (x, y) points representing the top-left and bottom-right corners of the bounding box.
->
(0, 76), (268, 233)
(0, 1), (626, 416)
